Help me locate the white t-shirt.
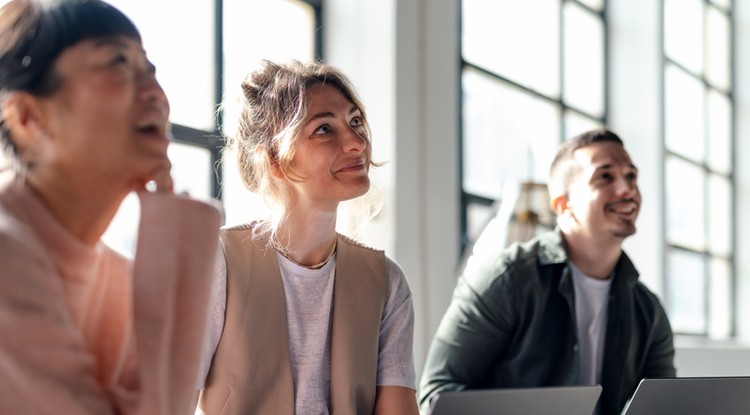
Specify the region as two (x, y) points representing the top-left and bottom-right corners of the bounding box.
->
(569, 262), (613, 386)
(197, 243), (416, 414)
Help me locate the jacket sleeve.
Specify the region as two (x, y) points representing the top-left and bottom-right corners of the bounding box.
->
(418, 268), (516, 413)
(641, 298), (676, 378)
(0, 227), (115, 415)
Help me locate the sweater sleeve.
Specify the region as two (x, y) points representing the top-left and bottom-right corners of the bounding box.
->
(376, 257), (416, 389)
(0, 221), (115, 415)
(0, 190), (220, 415)
(130, 192), (221, 415)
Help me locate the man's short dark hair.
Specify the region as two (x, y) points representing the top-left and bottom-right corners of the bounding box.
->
(548, 128), (624, 198)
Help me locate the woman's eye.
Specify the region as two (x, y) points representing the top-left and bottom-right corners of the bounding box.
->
(350, 116), (363, 127)
(106, 53), (129, 68)
(314, 124), (331, 135)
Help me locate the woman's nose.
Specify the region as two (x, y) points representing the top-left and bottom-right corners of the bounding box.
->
(137, 65), (169, 107)
(341, 126), (367, 153)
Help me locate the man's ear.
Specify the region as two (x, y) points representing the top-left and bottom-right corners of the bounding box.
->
(2, 92), (47, 152)
(550, 194), (569, 216)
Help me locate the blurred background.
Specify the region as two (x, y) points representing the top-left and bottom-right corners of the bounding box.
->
(2, 0), (748, 379)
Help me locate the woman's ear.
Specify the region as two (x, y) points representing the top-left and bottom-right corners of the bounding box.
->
(270, 156), (285, 180)
(2, 92), (48, 152)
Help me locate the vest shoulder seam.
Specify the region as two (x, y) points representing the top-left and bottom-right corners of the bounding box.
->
(338, 233), (383, 253)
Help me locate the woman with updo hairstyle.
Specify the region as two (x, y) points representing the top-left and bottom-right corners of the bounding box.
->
(0, 0), (220, 413)
(197, 60), (419, 414)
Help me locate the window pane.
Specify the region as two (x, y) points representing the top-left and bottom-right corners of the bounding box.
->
(666, 248), (706, 334)
(222, 0), (315, 137)
(220, 148), (269, 227)
(462, 0), (560, 97)
(563, 3), (604, 117)
(108, 0), (216, 131)
(707, 90), (732, 174)
(221, 0), (314, 225)
(466, 202), (495, 246)
(665, 65), (705, 163)
(665, 157), (705, 250)
(466, 182), (553, 258)
(462, 69), (560, 200)
(709, 257), (732, 339)
(168, 142), (212, 201)
(564, 111), (602, 140)
(708, 173), (732, 257)
(664, 0), (703, 74)
(706, 6), (731, 91)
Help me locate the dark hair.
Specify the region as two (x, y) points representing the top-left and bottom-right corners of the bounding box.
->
(548, 128), (624, 197)
(0, 0), (140, 163)
(0, 0), (140, 95)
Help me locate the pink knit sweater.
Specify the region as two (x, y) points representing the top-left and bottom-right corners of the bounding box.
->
(0, 171), (220, 414)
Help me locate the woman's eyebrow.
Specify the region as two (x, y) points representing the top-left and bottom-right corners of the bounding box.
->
(91, 36), (130, 49)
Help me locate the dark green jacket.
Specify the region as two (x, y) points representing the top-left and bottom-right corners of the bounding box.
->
(419, 230), (675, 415)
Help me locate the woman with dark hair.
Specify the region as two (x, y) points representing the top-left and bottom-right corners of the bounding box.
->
(0, 0), (220, 413)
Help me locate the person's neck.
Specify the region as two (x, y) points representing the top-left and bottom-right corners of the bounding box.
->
(277, 207), (338, 268)
(26, 172), (127, 246)
(562, 230), (623, 280)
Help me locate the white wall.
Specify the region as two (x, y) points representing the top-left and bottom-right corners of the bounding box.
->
(325, 0), (461, 377)
(674, 337), (750, 376)
(325, 0), (750, 380)
(608, 0), (663, 297)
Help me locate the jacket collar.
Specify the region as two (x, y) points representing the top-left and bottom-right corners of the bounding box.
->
(537, 228), (569, 266)
(540, 227), (640, 284)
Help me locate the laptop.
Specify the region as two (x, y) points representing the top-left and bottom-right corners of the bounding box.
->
(429, 385), (602, 415)
(621, 377), (750, 415)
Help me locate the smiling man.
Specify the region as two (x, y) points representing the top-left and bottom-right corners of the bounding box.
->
(419, 129), (675, 415)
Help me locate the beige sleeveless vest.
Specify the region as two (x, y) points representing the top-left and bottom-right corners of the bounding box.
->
(199, 224), (388, 415)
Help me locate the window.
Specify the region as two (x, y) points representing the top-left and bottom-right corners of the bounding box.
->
(220, 0), (317, 226)
(102, 0), (320, 256)
(662, 0), (735, 338)
(460, 0), (607, 249)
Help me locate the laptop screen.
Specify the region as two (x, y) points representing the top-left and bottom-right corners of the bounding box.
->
(429, 385), (602, 415)
(621, 377), (750, 415)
